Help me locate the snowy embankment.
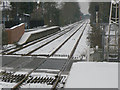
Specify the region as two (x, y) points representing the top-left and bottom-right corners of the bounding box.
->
(65, 62), (118, 88)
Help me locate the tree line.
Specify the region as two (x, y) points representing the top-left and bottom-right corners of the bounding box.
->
(7, 2), (82, 26)
(88, 2), (111, 48)
(2, 2), (82, 45)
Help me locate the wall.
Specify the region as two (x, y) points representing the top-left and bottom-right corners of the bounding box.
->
(6, 23), (25, 44)
(26, 27), (60, 44)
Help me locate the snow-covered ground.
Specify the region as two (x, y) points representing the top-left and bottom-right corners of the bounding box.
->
(73, 23), (91, 60)
(15, 33), (60, 55)
(31, 22), (83, 56)
(60, 20), (82, 31)
(31, 27), (77, 55)
(5, 20), (90, 61)
(65, 62), (118, 88)
(53, 23), (86, 58)
(0, 82), (16, 89)
(14, 28), (69, 54)
(2, 44), (16, 51)
(3, 20), (91, 60)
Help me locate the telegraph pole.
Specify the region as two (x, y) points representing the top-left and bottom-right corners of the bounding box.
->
(118, 0), (120, 61)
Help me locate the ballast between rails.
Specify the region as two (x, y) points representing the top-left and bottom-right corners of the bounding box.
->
(4, 22), (83, 56)
(2, 20), (89, 89)
(10, 21), (87, 89)
(51, 21), (88, 90)
(2, 21), (80, 55)
(4, 26), (75, 55)
(20, 22), (84, 56)
(28, 21), (85, 56)
(12, 59), (47, 89)
(3, 28), (69, 55)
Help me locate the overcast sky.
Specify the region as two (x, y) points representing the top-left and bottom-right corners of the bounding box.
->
(79, 2), (90, 15)
(78, 0), (90, 15)
(0, 1), (90, 15)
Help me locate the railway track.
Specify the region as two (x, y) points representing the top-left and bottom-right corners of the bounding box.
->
(1, 20), (89, 89)
(2, 21), (84, 73)
(3, 23), (80, 55)
(2, 21), (80, 55)
(49, 22), (86, 57)
(26, 21), (85, 56)
(4, 20), (88, 89)
(4, 29), (70, 55)
(51, 21), (88, 90)
(12, 59), (47, 89)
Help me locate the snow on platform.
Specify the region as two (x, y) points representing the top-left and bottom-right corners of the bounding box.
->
(65, 62), (118, 88)
(10, 23), (24, 30)
(18, 26), (59, 45)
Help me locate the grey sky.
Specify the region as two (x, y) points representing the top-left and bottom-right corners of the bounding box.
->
(79, 2), (90, 14)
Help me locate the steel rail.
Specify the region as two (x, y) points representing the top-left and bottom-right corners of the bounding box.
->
(11, 21), (87, 90)
(49, 22), (85, 57)
(8, 21), (86, 90)
(5, 26), (74, 55)
(3, 20), (81, 55)
(17, 22), (82, 56)
(51, 21), (88, 90)
(12, 59), (47, 90)
(25, 27), (75, 56)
